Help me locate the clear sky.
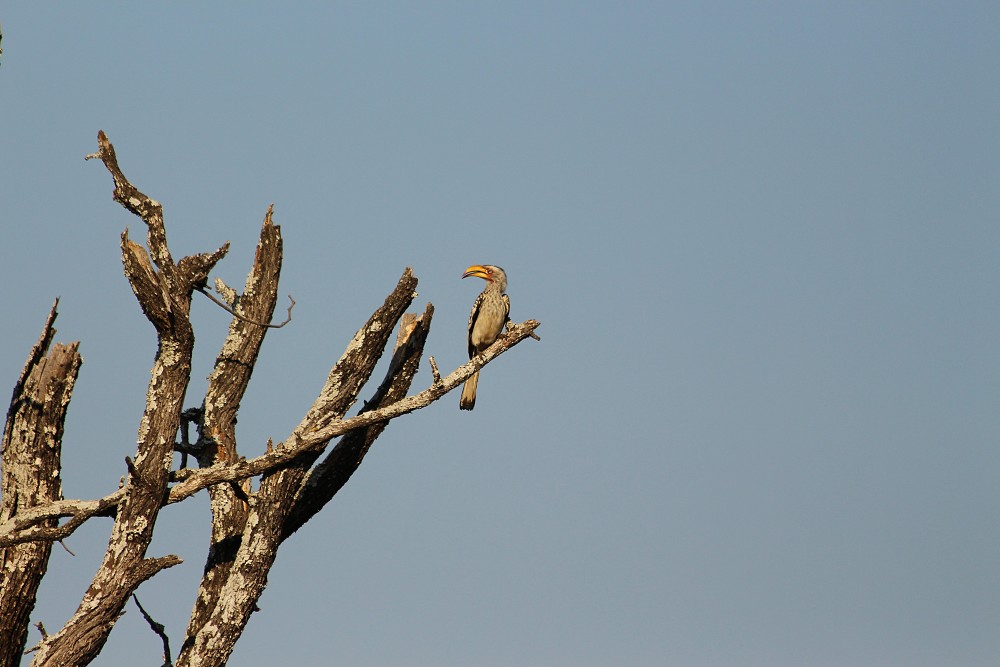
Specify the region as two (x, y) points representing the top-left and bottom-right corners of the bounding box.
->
(2, 4), (998, 666)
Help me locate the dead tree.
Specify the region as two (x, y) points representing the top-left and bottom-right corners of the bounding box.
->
(0, 131), (540, 667)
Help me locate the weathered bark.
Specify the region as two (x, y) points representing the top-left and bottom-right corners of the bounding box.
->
(285, 306), (434, 538)
(32, 131), (225, 667)
(183, 208), (282, 648)
(176, 268), (422, 666)
(0, 131), (541, 667)
(0, 301), (81, 667)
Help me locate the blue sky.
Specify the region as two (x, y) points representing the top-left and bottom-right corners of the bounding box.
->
(2, 3), (998, 666)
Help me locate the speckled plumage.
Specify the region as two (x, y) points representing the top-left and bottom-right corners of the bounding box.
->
(460, 265), (510, 410)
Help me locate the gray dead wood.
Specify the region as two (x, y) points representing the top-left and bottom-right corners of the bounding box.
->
(0, 131), (540, 667)
(0, 301), (81, 667)
(31, 131), (222, 667)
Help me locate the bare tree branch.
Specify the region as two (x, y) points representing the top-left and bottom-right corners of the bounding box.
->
(4, 131), (542, 667)
(166, 319), (539, 504)
(133, 596), (173, 667)
(0, 491), (123, 549)
(23, 622), (48, 656)
(31, 131), (219, 667)
(0, 300), (81, 667)
(284, 303), (435, 538)
(182, 207), (283, 654)
(197, 287), (295, 328)
(176, 267), (420, 667)
(0, 319), (540, 551)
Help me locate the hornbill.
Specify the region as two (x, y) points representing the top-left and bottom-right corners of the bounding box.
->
(460, 264), (510, 410)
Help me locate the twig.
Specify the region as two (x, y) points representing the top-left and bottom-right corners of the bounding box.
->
(124, 456), (145, 488)
(57, 539), (76, 557)
(428, 355), (442, 384)
(132, 595), (173, 667)
(196, 287), (295, 328)
(507, 319), (540, 341)
(22, 621), (48, 654)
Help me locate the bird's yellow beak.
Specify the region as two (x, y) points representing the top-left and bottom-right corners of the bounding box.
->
(462, 265), (491, 281)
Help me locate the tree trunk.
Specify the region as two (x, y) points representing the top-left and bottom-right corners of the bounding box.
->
(0, 302), (81, 667)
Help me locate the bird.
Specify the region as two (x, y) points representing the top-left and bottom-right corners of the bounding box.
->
(460, 264), (510, 410)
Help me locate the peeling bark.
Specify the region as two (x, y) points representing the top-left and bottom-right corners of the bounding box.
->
(183, 207), (282, 653)
(285, 305), (434, 538)
(0, 301), (81, 667)
(32, 132), (223, 667)
(176, 267), (420, 667)
(0, 132), (541, 667)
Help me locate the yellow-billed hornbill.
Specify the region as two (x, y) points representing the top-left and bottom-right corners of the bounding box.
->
(460, 264), (510, 410)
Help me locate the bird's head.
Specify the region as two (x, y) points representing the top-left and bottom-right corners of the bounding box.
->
(462, 264), (507, 292)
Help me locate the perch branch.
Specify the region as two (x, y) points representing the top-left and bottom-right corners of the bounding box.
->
(0, 319), (539, 549)
(283, 303), (435, 538)
(176, 269), (422, 666)
(169, 319), (540, 500)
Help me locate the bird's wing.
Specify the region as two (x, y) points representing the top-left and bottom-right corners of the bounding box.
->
(467, 291), (487, 358)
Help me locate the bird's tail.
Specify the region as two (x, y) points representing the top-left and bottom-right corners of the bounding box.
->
(460, 371), (479, 410)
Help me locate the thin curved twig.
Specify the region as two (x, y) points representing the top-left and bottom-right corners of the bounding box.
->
(133, 595), (173, 667)
(196, 287), (295, 328)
